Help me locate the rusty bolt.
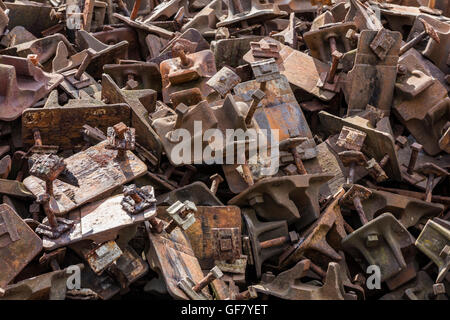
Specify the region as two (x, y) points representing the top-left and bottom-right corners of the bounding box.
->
(245, 89), (265, 126)
(416, 162), (448, 202)
(74, 48), (95, 81)
(192, 266), (223, 293)
(209, 173), (224, 195)
(433, 283), (445, 296)
(326, 50), (343, 84)
(407, 143), (422, 175)
(174, 103), (189, 130)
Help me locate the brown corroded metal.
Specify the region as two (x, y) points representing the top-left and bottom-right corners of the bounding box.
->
(23, 140), (147, 216)
(145, 219), (210, 300)
(157, 205), (241, 269)
(252, 260), (354, 300)
(41, 190), (156, 250)
(0, 55), (63, 121)
(229, 174), (332, 228)
(279, 188), (348, 269)
(0, 204), (43, 292)
(22, 93), (130, 150)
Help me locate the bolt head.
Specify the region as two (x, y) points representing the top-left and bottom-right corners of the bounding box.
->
(248, 194), (264, 206)
(210, 173), (224, 183)
(410, 142), (422, 152)
(211, 266), (224, 279)
(433, 283), (445, 295)
(366, 234), (379, 247)
(395, 136), (408, 148)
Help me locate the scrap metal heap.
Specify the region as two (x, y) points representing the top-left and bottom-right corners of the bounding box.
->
(0, 0), (450, 300)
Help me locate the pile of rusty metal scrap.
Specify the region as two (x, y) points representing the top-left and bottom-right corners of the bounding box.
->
(0, 0), (449, 301)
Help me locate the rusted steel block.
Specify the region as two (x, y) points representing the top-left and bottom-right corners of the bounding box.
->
(157, 205), (241, 269)
(396, 137), (450, 189)
(160, 45), (216, 103)
(234, 74), (313, 142)
(216, 0), (287, 28)
(355, 188), (444, 229)
(103, 62), (162, 93)
(145, 219), (211, 300)
(342, 212), (415, 282)
(0, 33), (76, 66)
(393, 85), (449, 156)
(416, 219), (450, 283)
(319, 111), (402, 181)
(407, 14), (450, 74)
(345, 29), (402, 116)
(241, 209), (289, 278)
(72, 240), (123, 275)
(252, 260), (355, 300)
(0, 204), (43, 292)
(336, 126), (367, 151)
(0, 55), (63, 121)
(244, 37), (336, 101)
(279, 189), (347, 269)
(206, 66), (241, 98)
(101, 74), (162, 163)
(180, 0), (222, 38)
(41, 188), (156, 250)
(22, 92), (130, 150)
(75, 30), (129, 79)
(23, 140), (147, 215)
(152, 95), (255, 165)
(0, 264), (84, 300)
(93, 27), (142, 61)
(229, 174), (332, 228)
(4, 1), (56, 37)
(303, 22), (356, 63)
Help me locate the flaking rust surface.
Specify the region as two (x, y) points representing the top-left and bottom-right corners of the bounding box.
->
(157, 206), (242, 269)
(23, 140), (147, 215)
(146, 221), (207, 300)
(22, 104), (131, 149)
(43, 193), (156, 250)
(0, 204), (43, 290)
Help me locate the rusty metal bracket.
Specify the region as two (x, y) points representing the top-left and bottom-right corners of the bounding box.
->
(318, 111), (402, 181)
(342, 212), (415, 282)
(303, 22), (356, 63)
(0, 204), (43, 292)
(103, 61), (162, 93)
(416, 219), (450, 283)
(279, 188), (348, 269)
(244, 37), (337, 101)
(0, 264), (84, 300)
(217, 0), (287, 28)
(242, 209), (289, 278)
(159, 46), (216, 103)
(0, 55), (63, 121)
(252, 259), (354, 300)
(345, 29), (402, 116)
(356, 188), (444, 229)
(75, 30), (129, 79)
(145, 219), (210, 300)
(229, 174), (332, 228)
